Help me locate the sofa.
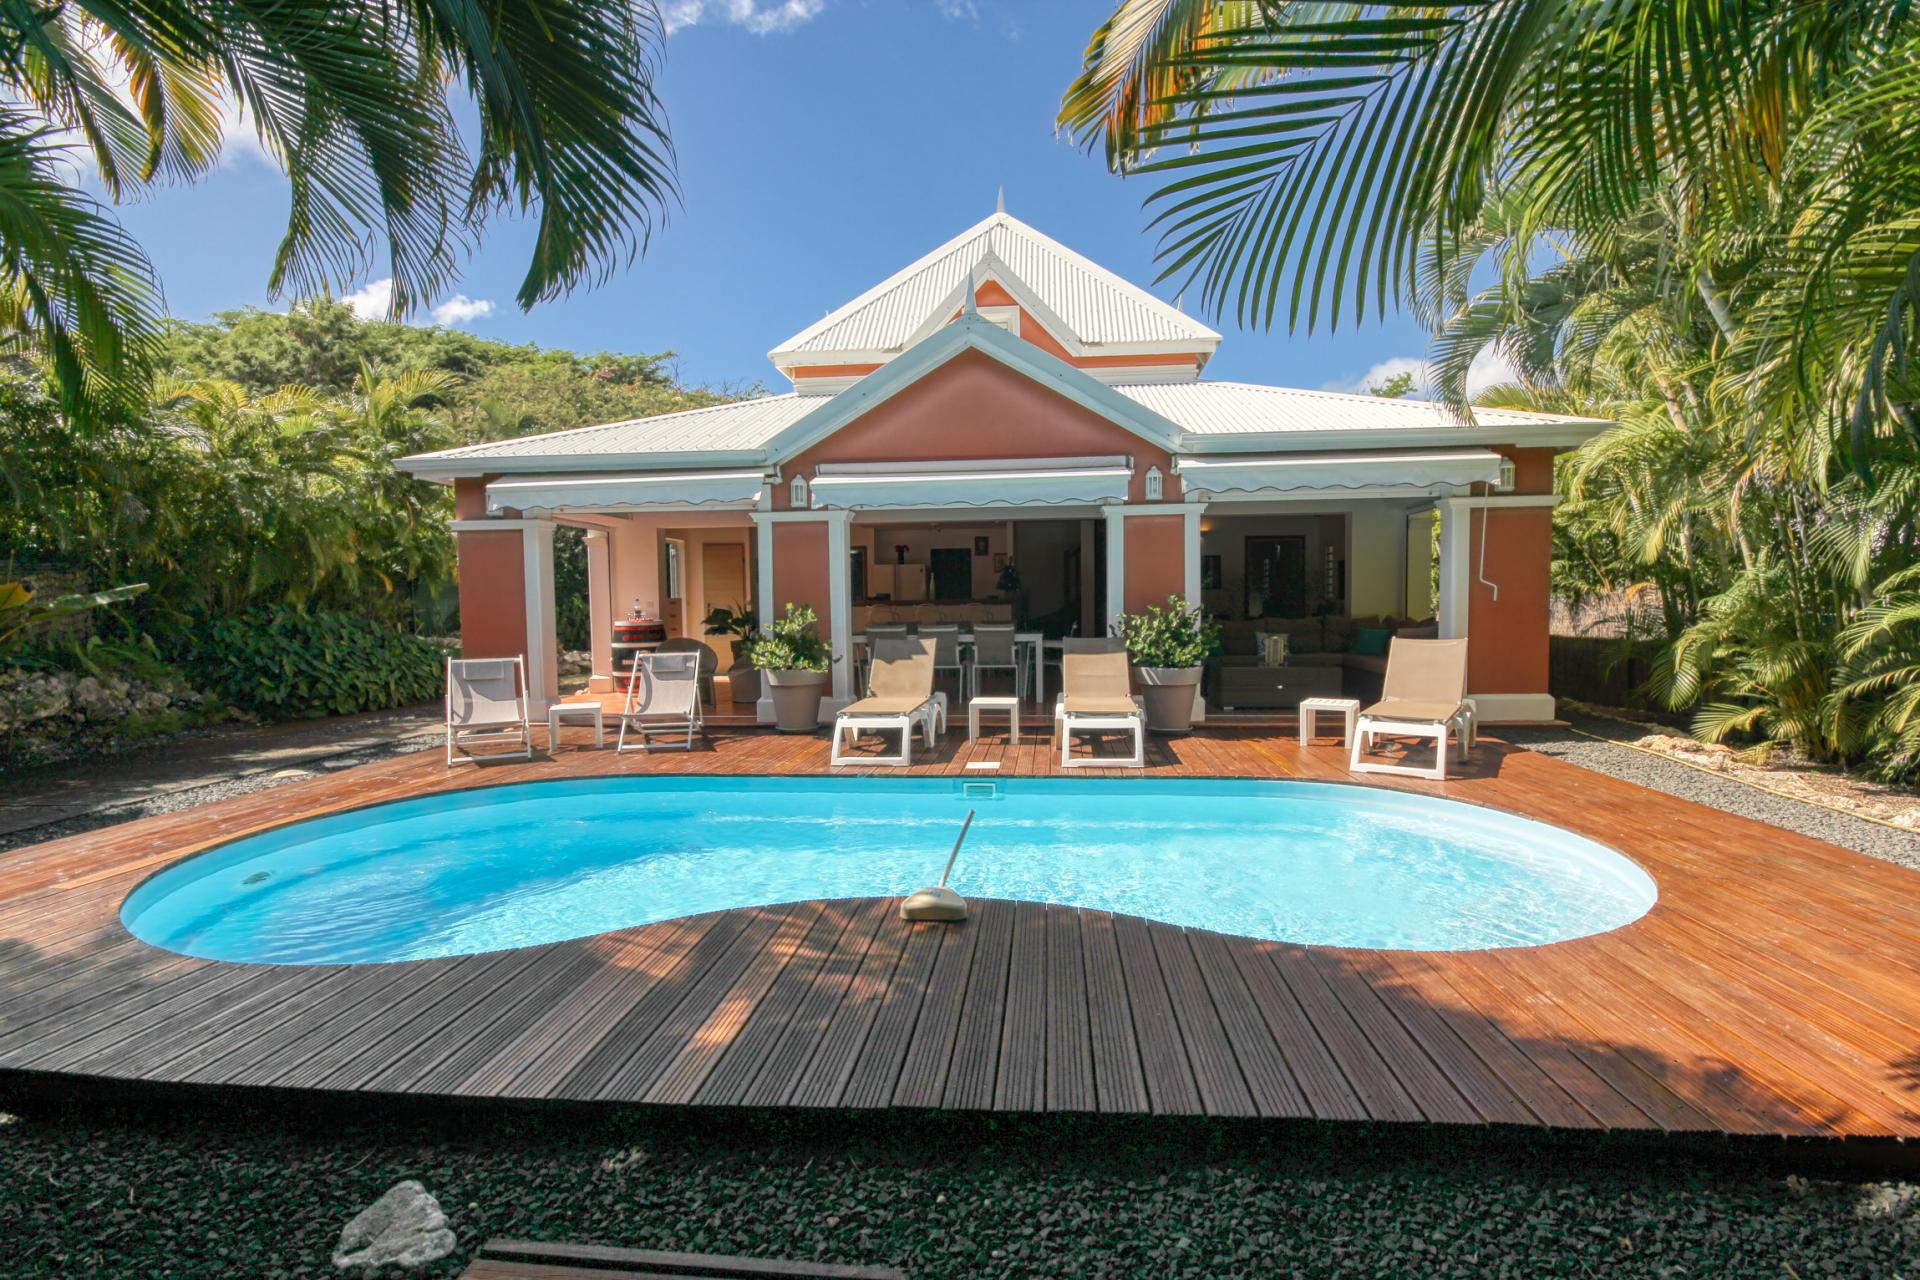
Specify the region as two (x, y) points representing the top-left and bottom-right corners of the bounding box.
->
(1206, 616), (1438, 710)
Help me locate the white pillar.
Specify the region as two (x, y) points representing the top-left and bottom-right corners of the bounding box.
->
(826, 511), (853, 707)
(1103, 505), (1127, 635)
(1183, 503), (1207, 723)
(1437, 498), (1471, 640)
(751, 513), (777, 724)
(521, 519), (559, 708)
(584, 529), (613, 692)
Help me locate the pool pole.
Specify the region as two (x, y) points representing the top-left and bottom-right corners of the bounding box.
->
(901, 809), (975, 922)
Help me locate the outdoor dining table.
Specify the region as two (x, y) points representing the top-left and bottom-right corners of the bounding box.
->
(850, 630), (1045, 703)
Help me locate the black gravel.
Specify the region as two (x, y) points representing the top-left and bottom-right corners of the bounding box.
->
(0, 1093), (1913, 1279)
(0, 736), (438, 857)
(1506, 715), (1920, 873)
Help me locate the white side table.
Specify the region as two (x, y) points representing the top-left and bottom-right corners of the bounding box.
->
(1298, 696), (1361, 746)
(968, 694), (1021, 744)
(547, 702), (605, 751)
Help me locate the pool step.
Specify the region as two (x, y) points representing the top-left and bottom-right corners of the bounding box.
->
(462, 1237), (906, 1280)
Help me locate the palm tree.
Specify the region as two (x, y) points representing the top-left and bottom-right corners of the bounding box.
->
(0, 2), (676, 421)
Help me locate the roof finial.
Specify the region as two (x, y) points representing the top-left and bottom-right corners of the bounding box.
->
(995, 184), (1005, 215)
(962, 265), (977, 316)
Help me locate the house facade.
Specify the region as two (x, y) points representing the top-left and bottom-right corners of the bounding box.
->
(398, 209), (1603, 724)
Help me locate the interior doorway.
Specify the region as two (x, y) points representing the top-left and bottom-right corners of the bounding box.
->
(1246, 534), (1307, 617)
(929, 547), (972, 601)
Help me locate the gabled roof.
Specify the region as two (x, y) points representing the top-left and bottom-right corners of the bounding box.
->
(769, 211), (1221, 369)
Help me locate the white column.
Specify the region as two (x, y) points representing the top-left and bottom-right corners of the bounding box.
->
(1183, 503), (1207, 724)
(1437, 498), (1471, 640)
(825, 511), (853, 709)
(1102, 505), (1127, 635)
(584, 529), (613, 692)
(751, 513), (777, 724)
(521, 519), (559, 709)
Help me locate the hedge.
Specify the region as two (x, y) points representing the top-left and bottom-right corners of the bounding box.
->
(176, 608), (448, 719)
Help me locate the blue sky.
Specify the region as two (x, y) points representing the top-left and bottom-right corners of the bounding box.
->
(109, 1), (1468, 396)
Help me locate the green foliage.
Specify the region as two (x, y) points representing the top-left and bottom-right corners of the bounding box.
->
(0, 0), (678, 422)
(702, 604), (761, 643)
(1365, 371), (1417, 399)
(745, 604), (831, 674)
(0, 581), (147, 653)
(175, 608), (447, 719)
(1111, 596), (1221, 670)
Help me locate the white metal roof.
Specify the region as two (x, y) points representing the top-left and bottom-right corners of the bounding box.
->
(1116, 381), (1605, 438)
(399, 395), (815, 475)
(769, 211), (1221, 365)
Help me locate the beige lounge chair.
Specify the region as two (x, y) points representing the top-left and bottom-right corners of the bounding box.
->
(617, 650), (705, 752)
(831, 637), (940, 767)
(445, 656), (533, 767)
(1058, 650), (1145, 768)
(1349, 638), (1474, 780)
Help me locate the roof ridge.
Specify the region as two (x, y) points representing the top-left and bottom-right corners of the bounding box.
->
(418, 392), (800, 460)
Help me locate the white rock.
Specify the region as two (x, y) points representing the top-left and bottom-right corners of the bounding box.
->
(332, 1180), (456, 1271)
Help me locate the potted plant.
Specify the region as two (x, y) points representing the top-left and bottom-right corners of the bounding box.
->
(701, 603), (762, 705)
(1112, 595), (1222, 734)
(744, 602), (833, 732)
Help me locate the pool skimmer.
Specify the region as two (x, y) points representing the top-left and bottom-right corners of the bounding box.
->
(901, 808), (974, 923)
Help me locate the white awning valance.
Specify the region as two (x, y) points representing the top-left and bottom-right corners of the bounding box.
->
(808, 456), (1133, 510)
(1175, 449), (1503, 496)
(486, 470), (768, 514)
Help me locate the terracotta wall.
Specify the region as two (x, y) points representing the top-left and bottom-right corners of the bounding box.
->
(1466, 505), (1552, 695)
(1122, 515), (1187, 613)
(783, 350), (1181, 507)
(453, 476), (493, 520)
(770, 521), (833, 642)
(456, 529), (527, 661)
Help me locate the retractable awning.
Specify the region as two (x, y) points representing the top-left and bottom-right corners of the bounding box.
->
(486, 469), (769, 514)
(1175, 449), (1504, 496)
(808, 456), (1133, 510)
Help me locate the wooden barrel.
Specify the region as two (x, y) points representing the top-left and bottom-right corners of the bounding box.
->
(612, 618), (666, 647)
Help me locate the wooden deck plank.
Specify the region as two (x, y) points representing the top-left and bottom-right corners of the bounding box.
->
(1, 726), (1917, 1140)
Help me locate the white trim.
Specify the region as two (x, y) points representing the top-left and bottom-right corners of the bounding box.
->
(451, 518), (541, 532)
(1466, 692), (1557, 723)
(1438, 499), (1471, 640)
(1175, 449), (1504, 497)
(753, 514), (776, 724)
(1103, 505), (1128, 634)
(1449, 493), (1563, 509)
(521, 520), (558, 710)
(825, 511), (854, 704)
(486, 469), (770, 514)
(1176, 421), (1605, 453)
(809, 456), (1135, 510)
(763, 315), (1188, 465)
(1183, 504), (1207, 724)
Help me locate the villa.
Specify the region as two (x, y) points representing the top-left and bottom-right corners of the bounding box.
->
(398, 208), (1604, 724)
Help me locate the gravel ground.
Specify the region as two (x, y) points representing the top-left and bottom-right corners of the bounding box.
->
(0, 1094), (1913, 1279)
(1504, 714), (1920, 873)
(0, 736), (438, 856)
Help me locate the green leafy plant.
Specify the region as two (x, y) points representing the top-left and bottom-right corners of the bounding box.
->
(702, 603), (761, 645)
(743, 603), (830, 674)
(173, 607), (448, 719)
(1111, 595), (1220, 670)
(0, 581), (148, 653)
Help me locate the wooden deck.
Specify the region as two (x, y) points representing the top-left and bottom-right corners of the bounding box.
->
(2, 721), (1919, 1143)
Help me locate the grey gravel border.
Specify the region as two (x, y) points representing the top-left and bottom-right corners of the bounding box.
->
(1505, 714), (1920, 872)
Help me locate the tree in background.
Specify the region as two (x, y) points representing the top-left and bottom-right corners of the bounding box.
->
(1061, 1), (1920, 777)
(0, 1), (676, 421)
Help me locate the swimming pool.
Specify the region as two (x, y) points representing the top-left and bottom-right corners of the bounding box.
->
(121, 777), (1656, 964)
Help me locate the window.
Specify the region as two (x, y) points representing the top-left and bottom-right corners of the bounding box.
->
(977, 305), (1021, 337)
(664, 541), (683, 601)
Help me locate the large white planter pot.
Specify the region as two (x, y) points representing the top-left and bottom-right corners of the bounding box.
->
(764, 668), (828, 733)
(1134, 665), (1203, 734)
(726, 660), (762, 706)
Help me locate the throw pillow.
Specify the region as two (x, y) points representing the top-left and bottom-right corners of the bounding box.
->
(1351, 626), (1391, 657)
(1258, 631), (1290, 667)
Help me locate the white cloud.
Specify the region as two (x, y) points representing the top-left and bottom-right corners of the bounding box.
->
(663, 0), (825, 34)
(936, 0), (979, 18)
(341, 277), (395, 321)
(341, 277), (495, 327)
(432, 294), (495, 326)
(1322, 347), (1525, 401)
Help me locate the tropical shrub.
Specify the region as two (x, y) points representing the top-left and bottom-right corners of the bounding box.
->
(745, 604), (831, 674)
(173, 608), (449, 719)
(1112, 596), (1220, 670)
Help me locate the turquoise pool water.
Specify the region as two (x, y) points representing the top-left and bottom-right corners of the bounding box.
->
(120, 777), (1656, 964)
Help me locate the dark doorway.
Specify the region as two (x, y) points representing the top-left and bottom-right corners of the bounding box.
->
(930, 547), (972, 602)
(1246, 535), (1308, 617)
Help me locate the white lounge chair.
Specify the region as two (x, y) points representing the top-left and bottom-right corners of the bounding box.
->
(1058, 650), (1145, 768)
(1349, 637), (1474, 781)
(445, 655), (533, 767)
(831, 638), (939, 767)
(617, 650), (705, 752)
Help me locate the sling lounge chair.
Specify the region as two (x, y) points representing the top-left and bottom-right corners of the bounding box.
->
(1058, 650), (1145, 768)
(831, 637), (938, 767)
(445, 656), (533, 767)
(1349, 637), (1473, 781)
(617, 650), (705, 752)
